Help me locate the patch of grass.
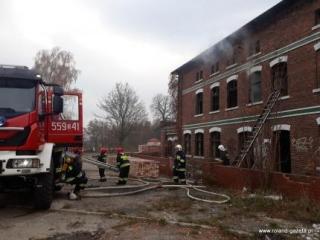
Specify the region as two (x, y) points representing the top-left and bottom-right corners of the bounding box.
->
(152, 196), (193, 212)
(111, 219), (139, 231)
(269, 222), (280, 229)
(189, 217), (219, 227)
(229, 194), (320, 223)
(197, 207), (206, 212)
(189, 229), (200, 235)
(216, 223), (253, 240)
(158, 218), (168, 225)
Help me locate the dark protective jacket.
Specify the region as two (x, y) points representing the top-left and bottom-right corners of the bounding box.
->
(220, 150), (230, 165)
(174, 150), (186, 171)
(65, 155), (83, 182)
(98, 153), (107, 163)
(116, 153), (130, 169)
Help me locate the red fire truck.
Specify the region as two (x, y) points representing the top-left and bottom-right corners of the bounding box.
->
(0, 65), (83, 209)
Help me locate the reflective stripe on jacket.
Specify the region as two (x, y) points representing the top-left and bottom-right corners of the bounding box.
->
(174, 151), (186, 170)
(117, 154), (130, 168)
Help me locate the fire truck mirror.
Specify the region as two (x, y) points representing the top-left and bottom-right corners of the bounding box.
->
(53, 95), (64, 114)
(53, 86), (64, 96)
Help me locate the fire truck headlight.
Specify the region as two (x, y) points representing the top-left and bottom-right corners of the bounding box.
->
(7, 158), (40, 168)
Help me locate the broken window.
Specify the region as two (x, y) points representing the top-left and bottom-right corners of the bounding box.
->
(196, 72), (199, 81)
(211, 86), (219, 111)
(227, 55), (236, 66)
(195, 70), (203, 81)
(184, 133), (191, 155)
(195, 133), (204, 156)
(273, 130), (291, 173)
(249, 71), (262, 103)
(271, 62), (288, 96)
(249, 40), (261, 56)
(249, 40), (260, 56)
(227, 80), (237, 108)
(210, 132), (221, 159)
(211, 62), (219, 74)
(195, 92), (203, 115)
(238, 131), (254, 167)
(315, 9), (320, 26)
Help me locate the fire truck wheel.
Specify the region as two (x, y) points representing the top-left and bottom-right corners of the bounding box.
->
(33, 172), (54, 210)
(0, 193), (7, 208)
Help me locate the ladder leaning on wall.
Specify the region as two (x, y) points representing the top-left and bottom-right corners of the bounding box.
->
(232, 59), (288, 168)
(233, 89), (281, 168)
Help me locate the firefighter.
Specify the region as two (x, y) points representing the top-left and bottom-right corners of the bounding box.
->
(173, 144), (186, 184)
(218, 144), (230, 165)
(62, 149), (88, 200)
(116, 147), (130, 185)
(97, 147), (108, 182)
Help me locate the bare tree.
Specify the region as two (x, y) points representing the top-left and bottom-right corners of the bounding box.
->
(85, 119), (109, 151)
(150, 94), (172, 122)
(33, 47), (80, 89)
(98, 82), (147, 145)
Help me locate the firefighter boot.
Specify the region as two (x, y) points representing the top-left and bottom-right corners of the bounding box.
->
(68, 191), (79, 200)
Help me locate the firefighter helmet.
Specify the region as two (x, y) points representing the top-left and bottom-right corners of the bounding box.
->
(116, 147), (124, 154)
(175, 144), (182, 151)
(100, 147), (107, 154)
(218, 144), (226, 151)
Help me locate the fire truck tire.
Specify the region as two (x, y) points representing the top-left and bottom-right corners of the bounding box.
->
(33, 172), (54, 210)
(0, 194), (7, 208)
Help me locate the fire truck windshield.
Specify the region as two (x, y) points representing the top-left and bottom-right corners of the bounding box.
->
(0, 78), (36, 118)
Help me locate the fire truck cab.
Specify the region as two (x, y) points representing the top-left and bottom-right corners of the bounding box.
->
(0, 65), (83, 209)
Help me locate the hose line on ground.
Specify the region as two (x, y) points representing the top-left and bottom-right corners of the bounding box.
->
(82, 156), (231, 204)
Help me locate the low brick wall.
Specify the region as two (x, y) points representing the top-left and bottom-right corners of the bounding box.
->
(127, 155), (320, 201)
(106, 155), (159, 178)
(203, 163), (320, 201)
(130, 153), (173, 177)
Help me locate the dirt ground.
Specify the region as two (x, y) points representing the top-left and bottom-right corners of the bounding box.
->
(1, 163), (320, 240)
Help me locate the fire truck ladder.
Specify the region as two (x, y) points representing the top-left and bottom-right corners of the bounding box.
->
(234, 89), (281, 168)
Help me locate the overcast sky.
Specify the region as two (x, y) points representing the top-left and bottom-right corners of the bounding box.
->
(0, 0), (281, 125)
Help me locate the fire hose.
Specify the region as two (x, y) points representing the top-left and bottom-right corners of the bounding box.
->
(81, 156), (230, 204)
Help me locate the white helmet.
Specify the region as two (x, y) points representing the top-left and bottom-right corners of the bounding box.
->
(175, 144), (182, 151)
(218, 144), (226, 151)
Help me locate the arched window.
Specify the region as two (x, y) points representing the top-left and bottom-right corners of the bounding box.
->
(227, 80), (237, 108)
(249, 71), (262, 103)
(184, 133), (191, 155)
(238, 127), (253, 167)
(271, 62), (288, 96)
(195, 133), (204, 156)
(195, 92), (203, 115)
(272, 126), (291, 173)
(211, 86), (220, 111)
(210, 131), (221, 159)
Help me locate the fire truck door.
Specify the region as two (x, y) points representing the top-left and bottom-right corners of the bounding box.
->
(48, 93), (83, 147)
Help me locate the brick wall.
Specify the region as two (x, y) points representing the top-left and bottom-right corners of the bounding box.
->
(132, 154), (320, 201)
(202, 163), (320, 201)
(130, 153), (173, 177)
(171, 0), (320, 176)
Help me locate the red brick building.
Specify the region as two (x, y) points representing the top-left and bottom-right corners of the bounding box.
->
(164, 0), (320, 176)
